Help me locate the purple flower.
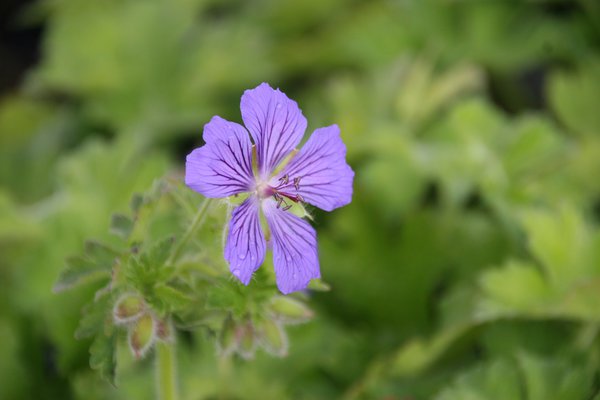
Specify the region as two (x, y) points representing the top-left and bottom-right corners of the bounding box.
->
(185, 83), (354, 294)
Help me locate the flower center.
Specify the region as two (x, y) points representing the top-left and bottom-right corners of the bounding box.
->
(255, 174), (304, 211)
(256, 181), (275, 199)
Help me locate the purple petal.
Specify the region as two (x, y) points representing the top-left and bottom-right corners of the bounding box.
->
(273, 125), (354, 211)
(240, 83), (307, 178)
(225, 197), (266, 285)
(262, 199), (320, 294)
(185, 116), (254, 198)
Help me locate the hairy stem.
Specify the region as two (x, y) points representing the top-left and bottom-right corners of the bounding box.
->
(218, 354), (233, 400)
(156, 342), (178, 400)
(155, 199), (212, 399)
(168, 198), (212, 265)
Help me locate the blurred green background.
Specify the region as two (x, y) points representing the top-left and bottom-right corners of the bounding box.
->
(2, 0), (600, 399)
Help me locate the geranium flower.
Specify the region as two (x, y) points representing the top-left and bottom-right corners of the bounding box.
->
(185, 83), (353, 294)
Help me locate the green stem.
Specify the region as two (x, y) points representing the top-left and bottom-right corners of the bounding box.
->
(156, 342), (178, 400)
(168, 198), (212, 265)
(218, 354), (233, 400)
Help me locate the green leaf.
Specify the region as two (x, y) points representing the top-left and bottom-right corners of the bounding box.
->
(391, 323), (481, 377)
(360, 153), (426, 217)
(141, 236), (175, 268)
(89, 330), (117, 386)
(53, 255), (112, 293)
(549, 61), (600, 137)
(435, 358), (522, 400)
(75, 294), (112, 340)
(503, 116), (564, 177)
(110, 213), (134, 239)
(0, 191), (39, 244)
(129, 193), (144, 214)
(478, 260), (552, 319)
(478, 228), (600, 322)
(152, 284), (191, 314)
(517, 352), (594, 400)
(54, 240), (118, 292)
(394, 59), (484, 128)
(84, 240), (120, 266)
(124, 253), (173, 295)
(556, 277), (600, 321)
(436, 353), (594, 400)
(522, 207), (591, 289)
(206, 284), (239, 312)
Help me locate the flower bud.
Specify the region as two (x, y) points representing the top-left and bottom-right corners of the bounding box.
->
(235, 319), (256, 360)
(307, 279), (331, 292)
(257, 319), (288, 357)
(217, 316), (237, 357)
(155, 318), (174, 343)
(128, 313), (156, 359)
(113, 293), (145, 324)
(269, 296), (313, 324)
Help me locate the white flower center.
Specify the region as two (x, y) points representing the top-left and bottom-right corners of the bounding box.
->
(255, 181), (274, 199)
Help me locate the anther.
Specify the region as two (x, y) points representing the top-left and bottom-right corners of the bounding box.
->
(293, 177), (301, 191)
(282, 204), (293, 211)
(296, 194), (305, 203)
(279, 174), (289, 186)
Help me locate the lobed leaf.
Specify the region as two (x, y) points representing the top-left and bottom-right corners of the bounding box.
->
(110, 214), (134, 239)
(151, 284), (192, 314)
(53, 255), (112, 293)
(75, 294), (112, 340)
(89, 330), (118, 386)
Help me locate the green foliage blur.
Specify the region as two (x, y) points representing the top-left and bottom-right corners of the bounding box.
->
(1, 0), (600, 399)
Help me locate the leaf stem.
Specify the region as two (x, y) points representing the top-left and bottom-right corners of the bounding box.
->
(156, 342), (178, 400)
(168, 198), (212, 265)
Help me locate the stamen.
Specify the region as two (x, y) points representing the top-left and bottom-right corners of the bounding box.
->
(269, 175), (305, 209)
(276, 196), (284, 209)
(278, 174), (289, 186)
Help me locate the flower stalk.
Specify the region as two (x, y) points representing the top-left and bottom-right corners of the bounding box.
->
(156, 341), (178, 400)
(167, 197), (212, 266)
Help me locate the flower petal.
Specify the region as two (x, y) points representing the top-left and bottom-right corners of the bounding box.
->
(241, 83), (307, 178)
(185, 116), (254, 198)
(273, 125), (354, 211)
(225, 197), (266, 285)
(263, 199), (320, 294)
